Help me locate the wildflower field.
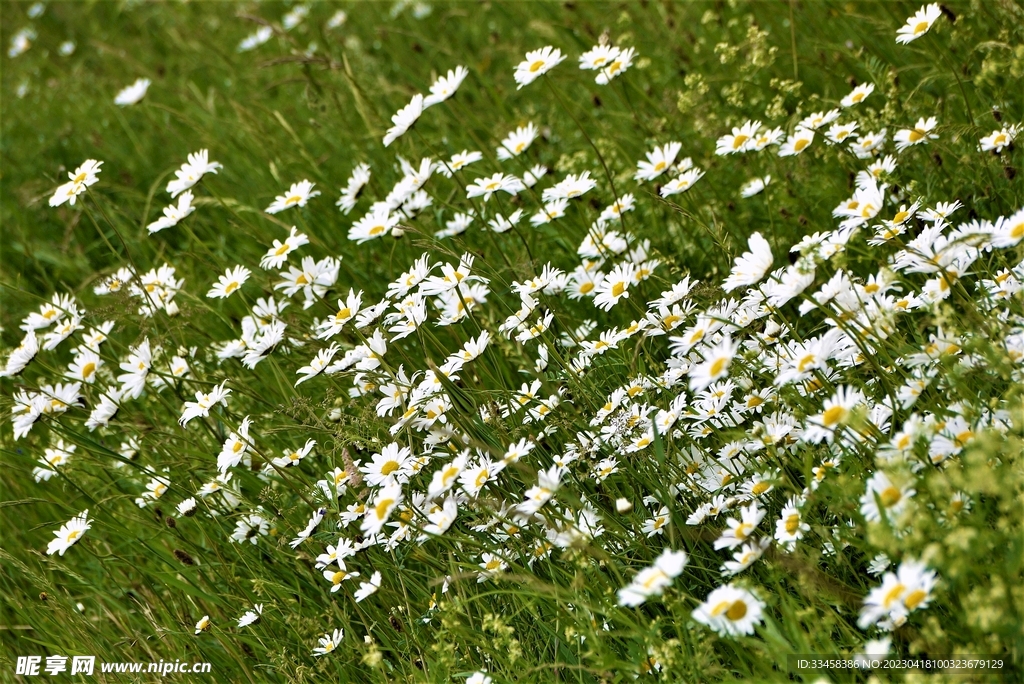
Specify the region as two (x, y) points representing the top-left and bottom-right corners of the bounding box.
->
(3, 0), (1024, 681)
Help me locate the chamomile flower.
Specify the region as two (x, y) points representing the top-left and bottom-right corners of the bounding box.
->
(714, 502), (764, 550)
(739, 176), (770, 198)
(542, 171), (597, 202)
(236, 604), (263, 627)
(723, 233), (773, 292)
(49, 159), (103, 207)
(894, 117), (938, 152)
(859, 471), (915, 523)
(617, 549), (688, 606)
(67, 348), (103, 384)
(593, 263), (636, 311)
(383, 94), (424, 146)
(32, 440), (75, 482)
(992, 208), (1024, 248)
(322, 562), (359, 593)
(238, 26), (273, 52)
(354, 570), (382, 602)
(477, 552), (508, 582)
(317, 290), (363, 339)
(513, 46), (565, 89)
(579, 44), (620, 71)
(841, 82), (875, 107)
(438, 150), (483, 177)
(336, 163), (371, 213)
(858, 559), (937, 629)
(799, 109), (840, 131)
(312, 628), (344, 656)
(721, 538), (770, 576)
(423, 65), (468, 107)
(896, 3), (943, 44)
(265, 180), (320, 214)
(692, 584), (765, 637)
(147, 191), (196, 233)
(634, 142), (682, 182)
(166, 149), (222, 197)
(206, 266), (251, 299)
(349, 205), (401, 243)
(979, 125), (1018, 154)
(497, 122), (538, 160)
(231, 513), (270, 545)
(715, 121), (762, 155)
(778, 128), (814, 157)
(114, 77), (151, 106)
(272, 439), (316, 468)
(179, 381), (231, 427)
(803, 385), (864, 443)
(774, 497), (809, 551)
(595, 45), (637, 84)
(45, 510), (92, 556)
(194, 615), (211, 635)
(466, 173), (524, 202)
(660, 168), (705, 196)
(690, 335), (739, 392)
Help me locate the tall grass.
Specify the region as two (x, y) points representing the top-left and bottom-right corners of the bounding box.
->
(2, 1), (1023, 682)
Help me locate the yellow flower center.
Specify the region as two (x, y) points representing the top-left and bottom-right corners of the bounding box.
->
(751, 481), (770, 496)
(908, 129), (926, 143)
(732, 134), (749, 149)
(785, 514), (800, 534)
(380, 461), (400, 476)
(712, 600), (748, 621)
(883, 583), (906, 608)
(879, 486), (902, 508)
(374, 498), (395, 519)
(611, 282), (626, 297)
(954, 430), (973, 447)
(708, 356), (728, 378)
(794, 138), (810, 152)
(904, 588), (927, 610)
(528, 60), (545, 73)
(81, 362), (96, 378)
(893, 210), (909, 224)
(275, 244), (290, 255)
(913, 20), (929, 34)
(821, 405), (847, 427)
(579, 281), (595, 294)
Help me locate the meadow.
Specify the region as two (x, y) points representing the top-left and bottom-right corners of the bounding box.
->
(1, 0), (1023, 682)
